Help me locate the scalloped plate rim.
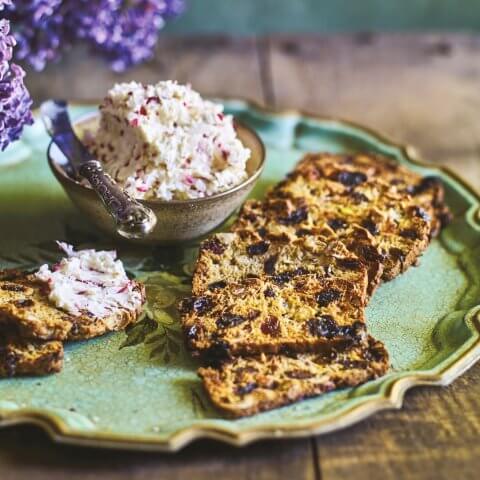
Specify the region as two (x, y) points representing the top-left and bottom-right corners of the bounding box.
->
(1, 98), (479, 452)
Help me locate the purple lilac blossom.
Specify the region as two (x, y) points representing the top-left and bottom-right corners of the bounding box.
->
(0, 1), (12, 11)
(0, 19), (33, 150)
(6, 0), (185, 72)
(69, 0), (185, 72)
(4, 0), (66, 71)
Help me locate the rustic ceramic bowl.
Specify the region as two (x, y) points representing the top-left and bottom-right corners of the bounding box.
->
(47, 112), (265, 245)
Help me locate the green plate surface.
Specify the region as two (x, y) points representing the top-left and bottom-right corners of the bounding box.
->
(0, 101), (479, 451)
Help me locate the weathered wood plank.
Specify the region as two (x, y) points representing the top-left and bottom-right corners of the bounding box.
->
(0, 426), (316, 480)
(315, 362), (480, 480)
(267, 33), (480, 189)
(26, 36), (265, 105)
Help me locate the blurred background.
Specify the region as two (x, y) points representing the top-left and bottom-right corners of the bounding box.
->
(165, 0), (480, 34)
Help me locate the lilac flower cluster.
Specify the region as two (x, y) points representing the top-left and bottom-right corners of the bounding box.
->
(5, 0), (185, 72)
(5, 0), (66, 71)
(70, 0), (185, 72)
(0, 18), (33, 150)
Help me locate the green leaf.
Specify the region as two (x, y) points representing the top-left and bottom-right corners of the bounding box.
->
(167, 339), (181, 355)
(166, 328), (183, 340)
(152, 309), (176, 326)
(124, 313), (144, 334)
(120, 315), (158, 349)
(145, 333), (166, 345)
(142, 271), (187, 287)
(146, 285), (177, 309)
(135, 243), (200, 277)
(172, 284), (192, 295)
(164, 304), (180, 316)
(149, 343), (166, 359)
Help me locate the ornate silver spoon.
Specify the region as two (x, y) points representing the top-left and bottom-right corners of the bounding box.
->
(41, 100), (157, 239)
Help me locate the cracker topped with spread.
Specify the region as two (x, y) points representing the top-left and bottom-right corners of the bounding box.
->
(0, 244), (146, 377)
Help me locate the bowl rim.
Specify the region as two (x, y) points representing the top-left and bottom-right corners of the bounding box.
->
(47, 110), (266, 206)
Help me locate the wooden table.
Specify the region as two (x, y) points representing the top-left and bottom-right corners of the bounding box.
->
(2, 34), (479, 480)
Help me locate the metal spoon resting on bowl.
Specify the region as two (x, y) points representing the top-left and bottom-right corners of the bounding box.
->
(40, 99), (157, 240)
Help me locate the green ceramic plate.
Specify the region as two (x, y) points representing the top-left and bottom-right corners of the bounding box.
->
(0, 101), (479, 451)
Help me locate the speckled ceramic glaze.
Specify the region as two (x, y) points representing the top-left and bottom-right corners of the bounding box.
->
(0, 101), (479, 451)
(47, 112), (265, 245)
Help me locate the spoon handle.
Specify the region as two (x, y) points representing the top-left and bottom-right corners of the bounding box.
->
(79, 160), (157, 239)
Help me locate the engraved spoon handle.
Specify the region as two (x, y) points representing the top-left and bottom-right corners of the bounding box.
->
(79, 160), (157, 239)
(40, 100), (157, 239)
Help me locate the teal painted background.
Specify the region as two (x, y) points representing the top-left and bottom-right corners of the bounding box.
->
(165, 0), (480, 34)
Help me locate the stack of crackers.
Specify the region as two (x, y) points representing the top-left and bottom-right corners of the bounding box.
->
(180, 153), (450, 417)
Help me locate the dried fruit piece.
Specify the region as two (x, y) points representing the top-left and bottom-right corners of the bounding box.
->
(208, 280), (227, 290)
(186, 325), (198, 340)
(410, 176), (441, 195)
(411, 206), (431, 221)
(332, 171), (367, 187)
(336, 258), (362, 271)
(328, 218), (348, 231)
(399, 228), (419, 240)
(361, 218), (379, 236)
(389, 247), (406, 262)
(202, 238), (225, 255)
(1, 284), (27, 292)
(263, 255), (278, 275)
(179, 296), (213, 315)
(216, 313), (247, 329)
(235, 382), (257, 396)
(350, 191), (369, 203)
(246, 241), (270, 256)
(13, 299), (34, 308)
(261, 315), (280, 336)
(263, 287), (276, 298)
(307, 315), (338, 338)
(315, 288), (341, 307)
(278, 206), (308, 225)
(285, 370), (315, 379)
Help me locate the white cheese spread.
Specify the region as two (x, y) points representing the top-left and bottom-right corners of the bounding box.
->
(90, 80), (250, 201)
(35, 242), (143, 318)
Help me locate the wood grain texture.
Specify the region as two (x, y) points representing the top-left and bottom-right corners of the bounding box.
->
(267, 33), (480, 189)
(3, 33), (480, 479)
(0, 426), (316, 480)
(315, 363), (480, 480)
(26, 36), (265, 105)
